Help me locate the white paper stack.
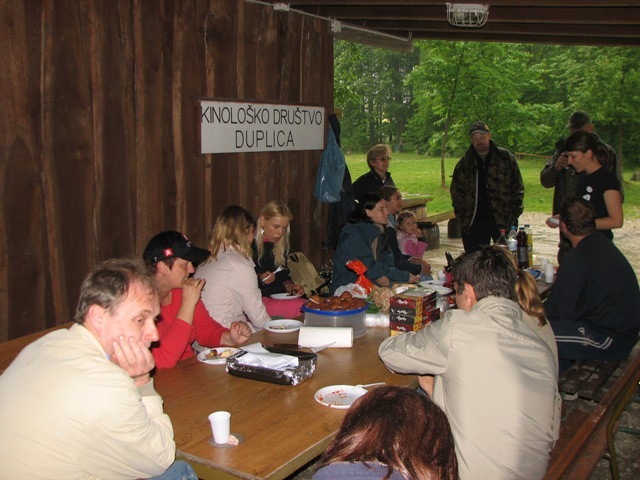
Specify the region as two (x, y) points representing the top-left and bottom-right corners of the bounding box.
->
(297, 326), (353, 348)
(238, 343), (299, 370)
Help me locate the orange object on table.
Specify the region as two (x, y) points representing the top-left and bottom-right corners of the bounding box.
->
(346, 259), (374, 294)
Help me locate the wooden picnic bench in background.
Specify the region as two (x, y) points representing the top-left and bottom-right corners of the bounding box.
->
(544, 341), (640, 480)
(0, 323), (71, 374)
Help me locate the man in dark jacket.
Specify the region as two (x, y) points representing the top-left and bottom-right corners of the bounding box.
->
(544, 197), (640, 373)
(450, 121), (524, 252)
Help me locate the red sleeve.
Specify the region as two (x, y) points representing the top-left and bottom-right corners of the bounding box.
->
(152, 307), (194, 369)
(192, 300), (228, 347)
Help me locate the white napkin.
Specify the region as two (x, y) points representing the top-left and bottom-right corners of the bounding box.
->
(298, 327), (353, 348)
(237, 343), (299, 370)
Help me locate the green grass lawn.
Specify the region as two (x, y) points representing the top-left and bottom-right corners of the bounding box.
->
(346, 152), (640, 220)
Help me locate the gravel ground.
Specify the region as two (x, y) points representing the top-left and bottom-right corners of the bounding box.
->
(424, 212), (640, 276)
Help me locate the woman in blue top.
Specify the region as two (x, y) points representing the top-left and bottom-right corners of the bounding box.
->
(331, 193), (419, 293)
(564, 130), (622, 239)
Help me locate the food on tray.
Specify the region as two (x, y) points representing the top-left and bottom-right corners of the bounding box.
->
(267, 324), (289, 330)
(371, 286), (394, 313)
(304, 292), (367, 312)
(204, 348), (234, 360)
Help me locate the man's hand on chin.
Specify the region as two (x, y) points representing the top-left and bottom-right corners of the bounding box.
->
(111, 335), (155, 386)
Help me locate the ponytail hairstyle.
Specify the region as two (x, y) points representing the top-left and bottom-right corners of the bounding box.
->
(564, 130), (614, 173)
(255, 200), (293, 268)
(207, 205), (255, 262)
(515, 270), (547, 326)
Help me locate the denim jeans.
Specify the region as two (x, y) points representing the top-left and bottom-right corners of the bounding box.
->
(150, 460), (198, 480)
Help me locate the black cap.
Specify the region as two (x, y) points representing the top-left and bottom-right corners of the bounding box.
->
(143, 231), (210, 266)
(566, 110), (591, 130)
(469, 121), (490, 136)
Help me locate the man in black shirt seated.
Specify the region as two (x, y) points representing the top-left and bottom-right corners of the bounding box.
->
(544, 197), (640, 373)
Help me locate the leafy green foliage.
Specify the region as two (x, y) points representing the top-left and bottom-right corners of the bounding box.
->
(335, 40), (640, 167)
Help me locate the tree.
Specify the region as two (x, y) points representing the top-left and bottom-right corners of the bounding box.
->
(334, 41), (418, 151)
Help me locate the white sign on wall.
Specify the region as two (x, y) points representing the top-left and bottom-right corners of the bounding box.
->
(200, 100), (325, 154)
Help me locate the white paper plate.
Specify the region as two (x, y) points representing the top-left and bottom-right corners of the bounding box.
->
(263, 319), (303, 333)
(270, 293), (303, 300)
(196, 347), (239, 365)
(419, 282), (453, 295)
(419, 279), (446, 287)
(314, 385), (368, 409)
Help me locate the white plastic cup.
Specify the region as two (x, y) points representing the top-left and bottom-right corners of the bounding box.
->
(208, 411), (231, 444)
(545, 265), (555, 284)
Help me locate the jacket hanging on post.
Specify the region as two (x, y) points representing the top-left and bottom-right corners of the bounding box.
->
(326, 114), (355, 250)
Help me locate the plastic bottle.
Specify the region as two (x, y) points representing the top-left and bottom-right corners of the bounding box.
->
(507, 226), (517, 241)
(524, 224), (533, 266)
(496, 229), (508, 249)
(507, 233), (518, 259)
(516, 227), (529, 269)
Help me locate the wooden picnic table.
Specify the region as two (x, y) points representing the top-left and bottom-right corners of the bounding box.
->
(153, 327), (414, 480)
(401, 196), (432, 220)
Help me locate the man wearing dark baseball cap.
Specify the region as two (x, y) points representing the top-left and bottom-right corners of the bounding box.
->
(540, 110), (621, 262)
(143, 231), (251, 369)
(142, 231), (211, 266)
(451, 121), (524, 252)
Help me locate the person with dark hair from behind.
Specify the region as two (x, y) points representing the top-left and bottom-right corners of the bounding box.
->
(544, 197), (640, 373)
(312, 386), (458, 480)
(0, 258), (198, 479)
(352, 144), (396, 202)
(379, 246), (559, 480)
(331, 192), (420, 292)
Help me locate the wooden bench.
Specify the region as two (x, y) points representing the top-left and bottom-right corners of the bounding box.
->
(0, 323), (71, 374)
(544, 341), (640, 479)
(415, 211), (457, 250)
(402, 196), (433, 220)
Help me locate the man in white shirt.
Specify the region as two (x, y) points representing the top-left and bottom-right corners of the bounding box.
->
(379, 247), (559, 480)
(0, 258), (196, 480)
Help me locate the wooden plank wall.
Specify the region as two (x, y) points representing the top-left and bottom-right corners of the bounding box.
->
(0, 0), (333, 341)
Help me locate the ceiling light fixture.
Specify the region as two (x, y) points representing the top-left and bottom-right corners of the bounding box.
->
(446, 3), (489, 28)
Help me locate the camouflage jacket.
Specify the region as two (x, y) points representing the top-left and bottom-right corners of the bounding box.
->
(450, 142), (524, 230)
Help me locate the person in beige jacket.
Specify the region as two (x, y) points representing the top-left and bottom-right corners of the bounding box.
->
(197, 205), (271, 331)
(0, 258), (196, 480)
(379, 247), (559, 480)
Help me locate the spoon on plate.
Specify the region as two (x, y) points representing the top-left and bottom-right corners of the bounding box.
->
(355, 382), (386, 389)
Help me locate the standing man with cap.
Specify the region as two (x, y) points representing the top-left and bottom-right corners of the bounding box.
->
(541, 110), (621, 262)
(143, 231), (251, 369)
(451, 121), (524, 252)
